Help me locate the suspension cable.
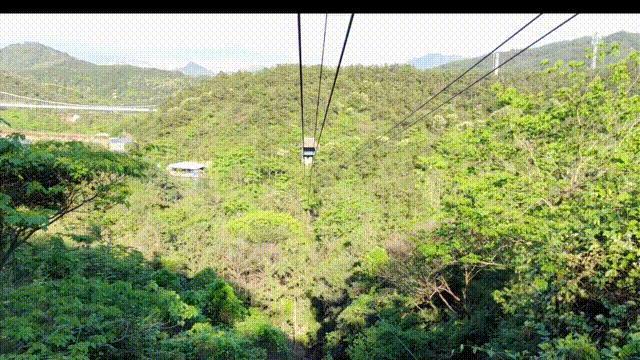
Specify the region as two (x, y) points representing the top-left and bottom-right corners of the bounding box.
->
(298, 13), (305, 157)
(359, 13), (578, 160)
(397, 14), (578, 135)
(315, 13), (354, 151)
(313, 14), (329, 139)
(355, 13), (542, 155)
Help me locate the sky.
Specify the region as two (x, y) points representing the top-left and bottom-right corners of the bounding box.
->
(0, 13), (639, 72)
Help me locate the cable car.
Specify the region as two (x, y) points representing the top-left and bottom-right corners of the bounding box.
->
(302, 137), (317, 166)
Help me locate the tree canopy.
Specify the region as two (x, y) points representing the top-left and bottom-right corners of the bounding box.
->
(0, 135), (145, 269)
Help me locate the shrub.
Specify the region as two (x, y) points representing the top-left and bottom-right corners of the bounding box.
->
(227, 210), (303, 243)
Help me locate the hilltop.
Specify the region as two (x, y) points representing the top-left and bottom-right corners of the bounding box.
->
(177, 61), (215, 77)
(0, 42), (192, 104)
(438, 31), (640, 71)
(0, 42), (91, 70)
(409, 53), (462, 69)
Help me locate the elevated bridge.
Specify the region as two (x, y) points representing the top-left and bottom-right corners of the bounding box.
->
(0, 91), (156, 113)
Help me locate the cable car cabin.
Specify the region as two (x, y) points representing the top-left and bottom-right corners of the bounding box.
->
(302, 137), (317, 166)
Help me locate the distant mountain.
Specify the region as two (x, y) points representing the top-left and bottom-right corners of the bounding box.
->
(409, 53), (462, 69)
(177, 62), (214, 77)
(0, 42), (191, 104)
(0, 42), (91, 71)
(439, 31), (640, 72)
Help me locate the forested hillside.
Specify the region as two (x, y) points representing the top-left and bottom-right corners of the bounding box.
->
(0, 42), (192, 104)
(2, 38), (640, 359)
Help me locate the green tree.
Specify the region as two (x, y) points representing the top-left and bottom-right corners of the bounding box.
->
(0, 239), (291, 359)
(0, 135), (145, 269)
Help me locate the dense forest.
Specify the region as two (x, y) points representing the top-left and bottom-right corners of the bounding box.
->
(2, 39), (640, 359)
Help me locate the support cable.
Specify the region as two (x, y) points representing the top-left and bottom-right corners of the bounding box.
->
(315, 13), (354, 150)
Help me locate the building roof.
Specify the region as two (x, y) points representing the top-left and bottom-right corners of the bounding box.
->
(167, 161), (206, 171)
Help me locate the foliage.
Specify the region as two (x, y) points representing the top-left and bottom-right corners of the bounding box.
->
(0, 239), (291, 359)
(227, 210), (304, 243)
(0, 135), (145, 269)
(330, 50), (640, 359)
(4, 40), (640, 359)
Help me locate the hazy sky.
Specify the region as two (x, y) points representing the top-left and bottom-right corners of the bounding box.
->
(0, 13), (638, 72)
